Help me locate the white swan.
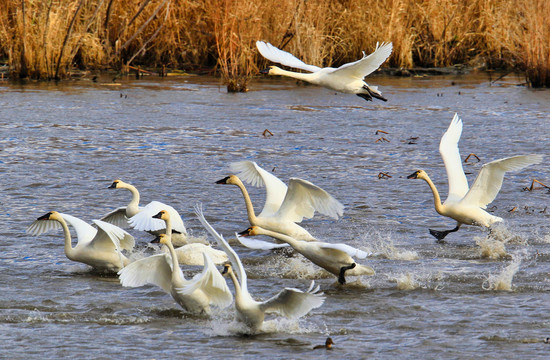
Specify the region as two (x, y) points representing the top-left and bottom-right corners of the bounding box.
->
(216, 167), (344, 241)
(237, 226), (374, 284)
(256, 41), (392, 102)
(407, 113), (543, 241)
(27, 211), (135, 273)
(101, 179), (191, 246)
(118, 233), (232, 316)
(194, 205), (325, 332)
(152, 210), (228, 266)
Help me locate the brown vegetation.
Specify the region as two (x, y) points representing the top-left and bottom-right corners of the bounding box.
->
(0, 0), (548, 88)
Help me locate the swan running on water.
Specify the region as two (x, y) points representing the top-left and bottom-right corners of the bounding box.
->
(407, 113), (543, 241)
(237, 226), (375, 285)
(152, 210), (228, 266)
(256, 40), (392, 102)
(118, 233), (232, 316)
(27, 211), (135, 273)
(194, 205), (325, 333)
(101, 179), (191, 246)
(217, 162), (344, 241)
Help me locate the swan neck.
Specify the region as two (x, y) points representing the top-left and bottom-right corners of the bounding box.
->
(124, 184), (140, 214)
(234, 179), (257, 223)
(59, 218), (76, 260)
(422, 174), (444, 214)
(258, 228), (297, 247)
(228, 271), (243, 299)
(166, 240), (184, 282)
(273, 68), (316, 82)
(163, 217), (172, 236)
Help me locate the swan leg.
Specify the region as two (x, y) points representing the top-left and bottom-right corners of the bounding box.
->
(364, 85), (388, 102)
(429, 225), (460, 242)
(356, 93), (373, 102)
(338, 263), (357, 284)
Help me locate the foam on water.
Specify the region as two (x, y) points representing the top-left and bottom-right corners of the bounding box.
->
(482, 251), (527, 291)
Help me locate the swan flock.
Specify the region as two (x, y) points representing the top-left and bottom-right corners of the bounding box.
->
(24, 39), (544, 337)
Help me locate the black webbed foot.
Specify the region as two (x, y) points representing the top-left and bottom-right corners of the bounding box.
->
(338, 263), (357, 284)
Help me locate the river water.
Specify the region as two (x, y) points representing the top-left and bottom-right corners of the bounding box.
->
(1, 72), (549, 359)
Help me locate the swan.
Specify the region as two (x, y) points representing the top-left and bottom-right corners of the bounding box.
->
(216, 167), (344, 241)
(118, 233), (232, 316)
(152, 210), (228, 266)
(27, 211), (135, 273)
(101, 179), (192, 246)
(407, 113), (543, 241)
(256, 41), (392, 102)
(193, 205), (325, 333)
(237, 226), (374, 284)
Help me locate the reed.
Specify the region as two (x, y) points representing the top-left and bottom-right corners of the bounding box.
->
(0, 0), (548, 87)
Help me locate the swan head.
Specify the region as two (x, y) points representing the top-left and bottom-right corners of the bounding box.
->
(152, 210), (170, 221)
(108, 179), (127, 189)
(157, 233), (172, 245)
(407, 170), (427, 180)
(216, 175), (241, 186)
(36, 211), (61, 221)
(221, 262), (233, 276)
(260, 66), (282, 75)
(238, 226), (260, 237)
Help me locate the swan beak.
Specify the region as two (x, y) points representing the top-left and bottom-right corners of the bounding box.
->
(37, 212), (53, 221)
(221, 264), (230, 275)
(107, 182), (117, 189)
(150, 236), (160, 244)
(215, 176), (230, 184)
(237, 229), (250, 237)
(407, 171), (419, 179)
(259, 67), (270, 74)
(152, 211), (163, 219)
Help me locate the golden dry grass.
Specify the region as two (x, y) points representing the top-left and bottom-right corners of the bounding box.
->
(0, 0), (548, 87)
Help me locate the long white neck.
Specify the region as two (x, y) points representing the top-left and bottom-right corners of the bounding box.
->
(58, 218), (77, 260)
(421, 174), (444, 215)
(227, 270), (243, 301)
(165, 239), (184, 283)
(163, 217), (172, 236)
(256, 227), (299, 248)
(271, 66), (318, 83)
(233, 178), (258, 224)
(122, 183), (140, 217)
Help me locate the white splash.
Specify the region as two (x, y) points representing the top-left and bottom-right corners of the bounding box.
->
(482, 255), (524, 291)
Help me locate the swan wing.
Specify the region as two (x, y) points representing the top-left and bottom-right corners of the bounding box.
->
(118, 253), (173, 293)
(100, 207), (129, 228)
(440, 113), (469, 203)
(194, 204), (248, 295)
(60, 213), (97, 245)
(319, 242), (372, 259)
(174, 243), (228, 266)
(229, 161), (288, 217)
(461, 154), (543, 208)
(256, 41), (321, 73)
(175, 253), (233, 309)
(236, 233), (291, 250)
(275, 178), (344, 223)
(333, 42), (392, 78)
(129, 201), (187, 234)
(92, 219), (135, 252)
(259, 280), (325, 318)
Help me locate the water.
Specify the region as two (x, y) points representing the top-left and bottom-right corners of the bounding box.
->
(1, 73), (549, 359)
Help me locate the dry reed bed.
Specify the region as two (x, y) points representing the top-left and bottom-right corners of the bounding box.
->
(0, 0), (548, 87)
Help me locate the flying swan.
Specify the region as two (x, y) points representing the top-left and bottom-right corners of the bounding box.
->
(118, 233), (233, 316)
(237, 226), (375, 284)
(152, 210), (228, 266)
(193, 205), (325, 333)
(27, 211), (135, 273)
(256, 40), (392, 102)
(407, 113), (543, 241)
(101, 179), (191, 246)
(217, 161), (344, 241)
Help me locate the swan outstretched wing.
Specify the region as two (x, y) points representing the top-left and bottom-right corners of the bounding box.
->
(60, 213), (98, 245)
(129, 201), (187, 234)
(92, 219), (135, 252)
(173, 243), (228, 266)
(275, 178), (344, 223)
(260, 280), (325, 318)
(236, 233), (291, 250)
(461, 154), (543, 208)
(440, 113), (469, 203)
(194, 204), (248, 295)
(256, 41), (321, 73)
(333, 42), (393, 79)
(100, 207), (129, 228)
(118, 253), (173, 294)
(176, 253), (233, 309)
(319, 242), (372, 259)
(229, 161), (288, 217)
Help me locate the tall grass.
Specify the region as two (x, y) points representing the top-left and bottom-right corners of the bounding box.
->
(0, 0), (548, 87)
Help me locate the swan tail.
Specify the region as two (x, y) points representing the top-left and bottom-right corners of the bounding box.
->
(362, 85), (387, 102)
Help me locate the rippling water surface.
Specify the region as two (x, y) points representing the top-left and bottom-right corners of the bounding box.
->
(1, 73), (549, 359)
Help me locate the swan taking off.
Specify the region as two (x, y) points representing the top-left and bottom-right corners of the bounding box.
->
(27, 211), (135, 273)
(118, 233), (232, 316)
(194, 205), (325, 333)
(256, 41), (392, 102)
(407, 113), (543, 241)
(217, 161), (344, 241)
(101, 179), (190, 246)
(238, 226), (375, 285)
(152, 210), (228, 266)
